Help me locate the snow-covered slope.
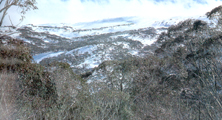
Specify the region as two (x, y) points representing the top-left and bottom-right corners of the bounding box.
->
(0, 15), (211, 73)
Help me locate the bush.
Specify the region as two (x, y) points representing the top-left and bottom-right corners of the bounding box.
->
(0, 35), (58, 119)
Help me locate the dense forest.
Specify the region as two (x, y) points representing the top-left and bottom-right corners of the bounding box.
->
(1, 5), (222, 120)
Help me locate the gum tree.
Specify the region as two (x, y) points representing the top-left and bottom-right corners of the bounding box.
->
(0, 0), (38, 26)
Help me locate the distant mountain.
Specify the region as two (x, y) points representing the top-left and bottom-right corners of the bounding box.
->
(0, 15), (210, 74)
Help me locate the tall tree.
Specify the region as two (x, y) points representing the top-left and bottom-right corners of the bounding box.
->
(0, 0), (38, 26)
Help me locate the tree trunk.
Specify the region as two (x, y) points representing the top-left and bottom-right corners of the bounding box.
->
(0, 0), (16, 26)
(0, 0), (12, 27)
(0, 7), (8, 26)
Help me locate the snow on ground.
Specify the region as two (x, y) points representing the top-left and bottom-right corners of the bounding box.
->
(32, 44), (103, 68)
(43, 39), (57, 43)
(128, 36), (157, 46)
(1, 15), (214, 68)
(33, 51), (65, 63)
(32, 23), (133, 39)
(66, 45), (98, 55)
(17, 37), (35, 44)
(128, 50), (139, 56)
(29, 16), (192, 64)
(76, 53), (112, 69)
(111, 33), (157, 46)
(29, 16), (190, 39)
(0, 27), (20, 38)
(110, 34), (129, 39)
(78, 55), (100, 69)
(113, 42), (130, 49)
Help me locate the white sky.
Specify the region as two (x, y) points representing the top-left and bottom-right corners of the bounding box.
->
(2, 0), (222, 26)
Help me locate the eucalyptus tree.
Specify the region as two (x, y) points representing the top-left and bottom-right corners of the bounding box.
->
(0, 0), (38, 26)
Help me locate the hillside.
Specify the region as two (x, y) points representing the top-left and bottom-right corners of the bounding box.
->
(1, 5), (222, 120)
(1, 16), (205, 73)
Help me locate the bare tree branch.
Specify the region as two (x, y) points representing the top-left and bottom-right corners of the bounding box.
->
(0, 5), (10, 26)
(0, 3), (16, 13)
(0, 0), (19, 12)
(0, 0), (4, 5)
(0, 0), (37, 26)
(8, 15), (14, 26)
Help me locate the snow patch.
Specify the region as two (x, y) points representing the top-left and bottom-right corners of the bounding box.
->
(66, 45), (98, 55)
(129, 50), (139, 56)
(33, 51), (65, 63)
(128, 36), (157, 46)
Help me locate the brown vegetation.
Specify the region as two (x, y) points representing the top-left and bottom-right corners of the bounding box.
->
(1, 5), (222, 120)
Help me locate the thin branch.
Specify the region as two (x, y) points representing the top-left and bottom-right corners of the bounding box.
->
(8, 15), (14, 27)
(0, 5), (9, 26)
(0, 0), (4, 5)
(0, 2), (16, 13)
(15, 18), (23, 27)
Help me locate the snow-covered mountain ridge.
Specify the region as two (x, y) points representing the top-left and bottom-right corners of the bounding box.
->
(0, 15), (211, 74)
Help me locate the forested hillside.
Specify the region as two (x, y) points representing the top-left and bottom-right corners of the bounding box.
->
(1, 5), (222, 120)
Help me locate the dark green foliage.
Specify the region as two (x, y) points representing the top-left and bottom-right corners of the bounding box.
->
(19, 64), (57, 101)
(48, 61), (86, 84)
(80, 71), (92, 78)
(0, 35), (32, 71)
(193, 20), (207, 31)
(206, 5), (222, 18)
(0, 35), (57, 107)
